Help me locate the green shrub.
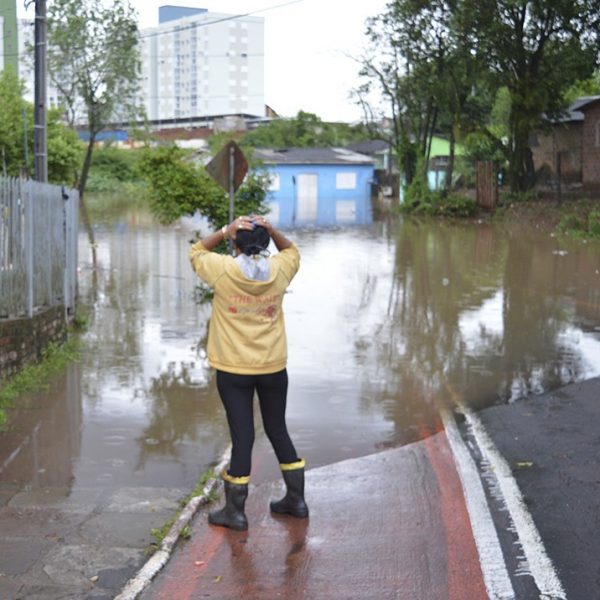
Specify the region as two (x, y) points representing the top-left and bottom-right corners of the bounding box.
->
(401, 180), (476, 218)
(91, 146), (139, 182)
(137, 145), (268, 228)
(402, 170), (436, 213)
(437, 194), (477, 217)
(557, 206), (600, 239)
(588, 208), (600, 238)
(558, 213), (586, 234)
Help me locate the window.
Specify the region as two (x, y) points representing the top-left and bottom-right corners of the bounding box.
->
(268, 174), (280, 191)
(336, 172), (357, 190)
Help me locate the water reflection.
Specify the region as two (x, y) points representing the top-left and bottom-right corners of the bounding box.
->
(342, 219), (600, 452)
(1, 204), (599, 496)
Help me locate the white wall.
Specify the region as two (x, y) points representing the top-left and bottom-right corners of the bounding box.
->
(139, 11), (265, 122)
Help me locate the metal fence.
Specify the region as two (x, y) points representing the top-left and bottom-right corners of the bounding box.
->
(0, 177), (79, 319)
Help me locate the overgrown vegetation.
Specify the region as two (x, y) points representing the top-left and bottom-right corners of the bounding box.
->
(356, 1), (600, 193)
(557, 206), (600, 239)
(403, 186), (477, 218)
(0, 68), (82, 184)
(86, 145), (147, 196)
(241, 110), (371, 148)
(137, 145), (269, 229)
(0, 337), (82, 428)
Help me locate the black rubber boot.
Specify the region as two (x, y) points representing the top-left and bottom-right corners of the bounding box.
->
(208, 472), (249, 531)
(270, 460), (309, 518)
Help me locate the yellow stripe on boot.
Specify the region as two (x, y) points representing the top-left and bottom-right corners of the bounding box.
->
(280, 458), (305, 471)
(221, 469), (250, 485)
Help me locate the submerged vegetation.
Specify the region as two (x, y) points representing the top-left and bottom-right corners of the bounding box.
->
(0, 337), (82, 428)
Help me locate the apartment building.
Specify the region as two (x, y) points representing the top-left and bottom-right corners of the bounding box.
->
(16, 18), (64, 110)
(140, 6), (265, 124)
(9, 5), (265, 128)
(0, 0), (18, 74)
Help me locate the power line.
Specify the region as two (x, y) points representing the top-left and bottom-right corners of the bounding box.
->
(139, 0), (304, 40)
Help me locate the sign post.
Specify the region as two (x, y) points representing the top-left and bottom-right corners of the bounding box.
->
(206, 141), (248, 253)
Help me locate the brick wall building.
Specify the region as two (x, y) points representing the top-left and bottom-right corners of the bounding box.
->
(532, 96), (600, 190)
(581, 98), (600, 190)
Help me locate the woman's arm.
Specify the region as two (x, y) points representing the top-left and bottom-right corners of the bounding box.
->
(199, 216), (255, 251)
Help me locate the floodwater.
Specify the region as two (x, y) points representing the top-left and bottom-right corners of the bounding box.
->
(1, 202), (600, 497)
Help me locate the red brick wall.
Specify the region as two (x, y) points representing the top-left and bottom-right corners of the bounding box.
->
(582, 102), (600, 189)
(532, 123), (582, 184)
(0, 306), (67, 380)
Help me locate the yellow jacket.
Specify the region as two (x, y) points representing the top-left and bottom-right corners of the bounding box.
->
(189, 241), (300, 374)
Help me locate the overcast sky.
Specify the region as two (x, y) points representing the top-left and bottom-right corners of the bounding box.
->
(20, 0), (387, 122)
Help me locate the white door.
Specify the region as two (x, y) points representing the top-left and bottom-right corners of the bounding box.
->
(296, 174), (318, 221)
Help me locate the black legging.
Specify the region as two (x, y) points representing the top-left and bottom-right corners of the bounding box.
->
(216, 368), (299, 477)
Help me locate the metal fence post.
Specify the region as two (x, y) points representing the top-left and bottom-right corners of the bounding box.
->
(25, 180), (34, 317)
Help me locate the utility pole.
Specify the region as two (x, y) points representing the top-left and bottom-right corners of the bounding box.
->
(33, 0), (48, 182)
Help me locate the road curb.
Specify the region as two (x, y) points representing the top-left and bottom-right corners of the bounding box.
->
(114, 446), (231, 600)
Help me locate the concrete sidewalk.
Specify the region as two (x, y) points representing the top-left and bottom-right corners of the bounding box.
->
(140, 429), (488, 600)
(138, 377), (600, 600)
(0, 481), (187, 599)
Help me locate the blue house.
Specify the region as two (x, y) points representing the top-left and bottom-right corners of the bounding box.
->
(252, 148), (375, 227)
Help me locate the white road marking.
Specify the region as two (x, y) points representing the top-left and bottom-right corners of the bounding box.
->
(440, 406), (517, 600)
(460, 404), (567, 600)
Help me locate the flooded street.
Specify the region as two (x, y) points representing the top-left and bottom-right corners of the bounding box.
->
(2, 203), (600, 497)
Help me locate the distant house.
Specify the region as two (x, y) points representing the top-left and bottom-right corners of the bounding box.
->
(252, 147), (375, 227)
(532, 95), (600, 190)
(347, 136), (465, 204)
(346, 140), (393, 172)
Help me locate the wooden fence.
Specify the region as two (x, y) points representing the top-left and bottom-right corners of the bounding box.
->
(476, 160), (498, 210)
(0, 177), (79, 319)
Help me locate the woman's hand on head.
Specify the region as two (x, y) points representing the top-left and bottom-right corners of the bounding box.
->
(249, 215), (274, 235)
(226, 216), (255, 239)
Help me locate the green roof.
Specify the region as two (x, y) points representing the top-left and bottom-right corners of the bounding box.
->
(430, 136), (465, 158)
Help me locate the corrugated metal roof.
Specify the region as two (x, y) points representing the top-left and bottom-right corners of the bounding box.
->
(346, 140), (390, 154)
(252, 147), (375, 165)
(553, 96), (600, 123)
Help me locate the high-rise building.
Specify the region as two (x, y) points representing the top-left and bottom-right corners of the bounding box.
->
(0, 0), (18, 74)
(139, 6), (265, 124)
(17, 18), (62, 110)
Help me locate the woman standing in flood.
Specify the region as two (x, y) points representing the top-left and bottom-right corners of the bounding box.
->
(189, 215), (308, 531)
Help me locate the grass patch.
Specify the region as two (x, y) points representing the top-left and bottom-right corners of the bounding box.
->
(179, 468), (220, 507)
(150, 518), (191, 550)
(557, 205), (600, 240)
(0, 336), (82, 428)
(147, 467), (220, 554)
(490, 198), (600, 238)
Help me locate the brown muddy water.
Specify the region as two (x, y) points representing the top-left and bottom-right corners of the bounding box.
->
(1, 204), (600, 497)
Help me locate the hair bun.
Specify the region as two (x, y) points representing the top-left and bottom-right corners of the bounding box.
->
(235, 225), (270, 256)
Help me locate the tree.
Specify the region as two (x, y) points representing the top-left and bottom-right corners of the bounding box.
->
(46, 0), (141, 198)
(0, 68), (27, 177)
(357, 0), (600, 193)
(240, 111), (370, 149)
(355, 0), (484, 188)
(137, 145), (269, 229)
(0, 68), (82, 183)
(474, 0), (600, 191)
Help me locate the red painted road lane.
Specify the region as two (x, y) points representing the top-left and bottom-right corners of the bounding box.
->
(142, 431), (487, 600)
